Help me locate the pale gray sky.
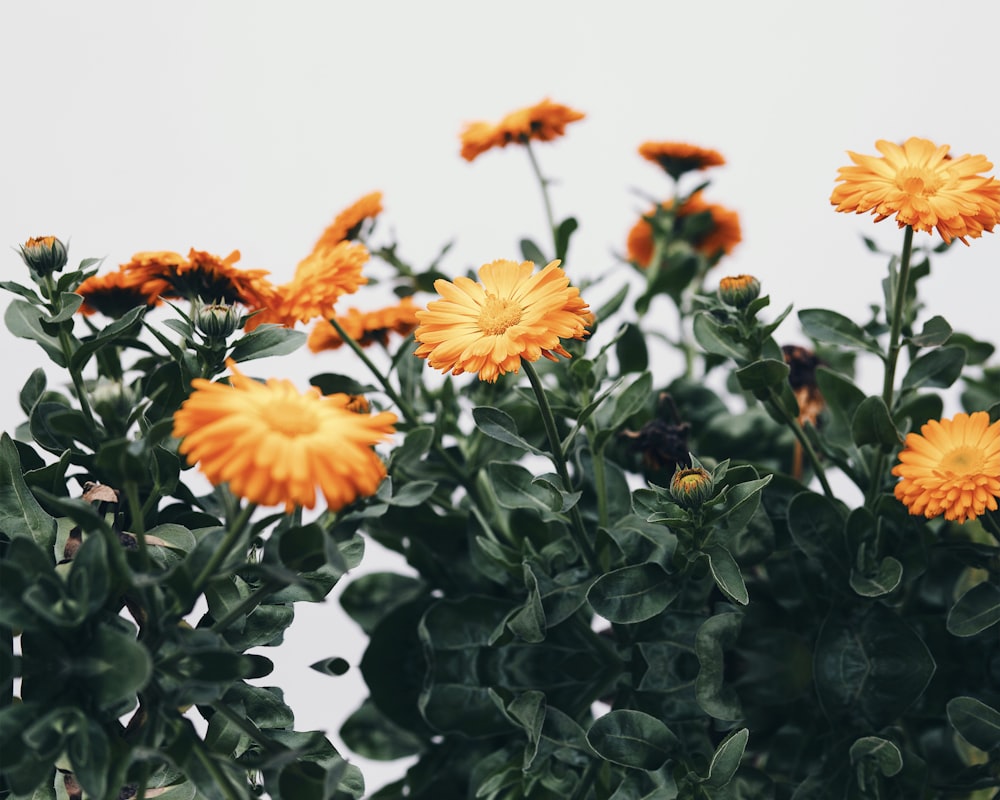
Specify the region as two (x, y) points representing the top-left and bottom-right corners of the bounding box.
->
(4, 0), (1000, 790)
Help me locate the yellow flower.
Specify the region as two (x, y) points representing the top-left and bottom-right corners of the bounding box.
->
(638, 141), (726, 181)
(76, 268), (169, 318)
(308, 297), (420, 352)
(627, 192), (742, 266)
(172, 360), (396, 511)
(892, 411), (1000, 523)
(414, 259), (590, 382)
(313, 191), (384, 249)
(831, 137), (1000, 244)
(460, 99), (585, 162)
(247, 241), (369, 331)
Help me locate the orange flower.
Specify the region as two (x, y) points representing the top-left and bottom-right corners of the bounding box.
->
(831, 137), (1000, 244)
(172, 360), (396, 511)
(248, 241), (369, 330)
(460, 99), (585, 162)
(76, 268), (168, 317)
(314, 191), (384, 250)
(627, 192), (741, 266)
(308, 297), (420, 352)
(638, 141), (726, 181)
(892, 411), (1000, 523)
(414, 259), (590, 382)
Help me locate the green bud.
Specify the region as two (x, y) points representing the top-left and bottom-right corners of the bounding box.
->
(196, 301), (240, 339)
(670, 465), (714, 509)
(19, 235), (68, 277)
(718, 274), (761, 309)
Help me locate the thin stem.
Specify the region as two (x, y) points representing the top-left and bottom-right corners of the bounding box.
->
(881, 225), (915, 408)
(213, 701), (283, 752)
(211, 583), (277, 632)
(123, 480), (150, 571)
(192, 501), (256, 596)
(44, 274), (97, 431)
(767, 389), (834, 498)
(591, 441), (609, 531)
(522, 361), (599, 571)
(523, 140), (559, 258)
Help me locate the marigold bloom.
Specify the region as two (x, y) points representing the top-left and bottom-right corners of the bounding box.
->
(172, 360), (396, 511)
(831, 137), (1000, 245)
(247, 241), (369, 330)
(414, 259), (590, 382)
(627, 192), (742, 266)
(314, 191), (383, 250)
(460, 99), (585, 162)
(308, 297), (420, 352)
(892, 411), (1000, 523)
(638, 141), (726, 181)
(76, 268), (169, 317)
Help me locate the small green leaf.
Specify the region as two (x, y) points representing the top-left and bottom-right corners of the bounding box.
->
(473, 406), (544, 455)
(849, 736), (903, 777)
(615, 322), (649, 374)
(69, 304), (147, 372)
(850, 555), (903, 598)
(554, 216), (579, 262)
(0, 433), (57, 557)
(851, 395), (900, 451)
(787, 491), (849, 576)
(735, 359), (789, 394)
(703, 545), (749, 606)
(309, 373), (373, 396)
(607, 371), (653, 431)
(947, 696), (1000, 752)
(693, 312), (750, 362)
(947, 581), (1000, 637)
(519, 238), (548, 265)
(799, 308), (883, 355)
(705, 728), (749, 787)
(229, 324), (306, 362)
(587, 562), (678, 623)
(586, 710), (677, 770)
(901, 345), (965, 390)
(907, 314), (951, 347)
(489, 461), (562, 515)
(386, 480), (437, 507)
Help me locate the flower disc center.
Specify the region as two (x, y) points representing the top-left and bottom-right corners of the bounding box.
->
(896, 166), (943, 196)
(939, 445), (985, 476)
(261, 401), (320, 437)
(478, 294), (523, 336)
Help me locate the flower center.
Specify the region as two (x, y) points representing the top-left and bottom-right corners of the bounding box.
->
(895, 166), (943, 196)
(939, 446), (985, 476)
(478, 294), (523, 336)
(260, 400), (320, 437)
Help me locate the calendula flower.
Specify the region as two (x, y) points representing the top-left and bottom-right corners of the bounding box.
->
(892, 411), (1000, 523)
(414, 259), (590, 382)
(638, 141), (726, 181)
(247, 241), (369, 331)
(830, 137), (1000, 244)
(314, 191), (384, 249)
(460, 99), (585, 162)
(76, 268), (168, 317)
(308, 297), (420, 352)
(627, 192), (742, 266)
(172, 360), (396, 511)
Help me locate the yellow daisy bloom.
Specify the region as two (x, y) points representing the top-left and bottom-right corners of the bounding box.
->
(627, 192), (742, 266)
(76, 268), (169, 318)
(638, 141), (726, 181)
(414, 259), (590, 383)
(831, 137), (1000, 245)
(172, 360), (396, 511)
(892, 411), (1000, 523)
(314, 191), (384, 249)
(460, 99), (585, 162)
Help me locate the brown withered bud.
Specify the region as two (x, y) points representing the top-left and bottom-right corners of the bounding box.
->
(82, 481), (120, 505)
(62, 527), (83, 562)
(781, 345), (825, 427)
(62, 772), (83, 800)
(621, 392), (692, 475)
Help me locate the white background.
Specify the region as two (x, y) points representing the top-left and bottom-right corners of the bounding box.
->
(3, 1), (1000, 791)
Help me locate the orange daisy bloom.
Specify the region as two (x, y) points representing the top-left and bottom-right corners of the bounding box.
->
(172, 360), (396, 511)
(308, 297), (420, 352)
(460, 99), (585, 162)
(627, 192), (742, 266)
(246, 241), (369, 331)
(314, 191), (384, 250)
(76, 268), (169, 317)
(638, 141), (726, 181)
(831, 137), (1000, 244)
(414, 259), (590, 383)
(892, 411), (1000, 523)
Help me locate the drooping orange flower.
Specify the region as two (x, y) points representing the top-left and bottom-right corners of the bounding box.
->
(831, 137), (1000, 244)
(308, 297), (420, 352)
(76, 268), (169, 317)
(414, 259), (590, 382)
(638, 141), (726, 181)
(892, 411), (1000, 523)
(172, 360), (396, 511)
(627, 192), (742, 266)
(314, 191), (384, 250)
(246, 241), (369, 331)
(460, 99), (585, 162)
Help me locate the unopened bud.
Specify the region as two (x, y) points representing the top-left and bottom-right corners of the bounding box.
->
(196, 301), (240, 339)
(19, 236), (68, 277)
(718, 274), (761, 309)
(670, 465), (714, 509)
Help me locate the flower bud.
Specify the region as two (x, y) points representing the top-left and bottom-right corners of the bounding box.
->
(718, 274), (761, 308)
(670, 465), (714, 509)
(196, 301), (241, 339)
(19, 235), (68, 277)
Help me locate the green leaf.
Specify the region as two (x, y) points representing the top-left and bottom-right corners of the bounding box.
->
(850, 553), (903, 598)
(596, 282), (629, 321)
(735, 359), (789, 394)
(19, 368), (47, 416)
(695, 613), (743, 720)
(309, 373), (374, 396)
(586, 710), (677, 770)
(85, 622), (154, 709)
(47, 292), (84, 323)
(69, 304), (147, 373)
(901, 345), (965, 390)
(554, 216), (578, 262)
(339, 697), (424, 760)
(849, 736), (903, 777)
(786, 491), (849, 576)
(703, 545), (749, 606)
(615, 322), (649, 374)
(815, 367), (865, 446)
(947, 696), (1000, 752)
(229, 324), (306, 362)
(0, 432), (57, 556)
(473, 406), (545, 455)
(390, 426), (434, 469)
(4, 299), (66, 365)
(947, 581), (1000, 637)
(339, 572), (427, 633)
(386, 480), (437, 507)
(693, 312), (750, 362)
(799, 308), (883, 355)
(704, 728), (749, 788)
(489, 461), (562, 515)
(606, 371), (653, 433)
(906, 314), (951, 347)
(519, 238), (548, 265)
(587, 562), (679, 623)
(851, 395), (900, 451)
(505, 565), (546, 643)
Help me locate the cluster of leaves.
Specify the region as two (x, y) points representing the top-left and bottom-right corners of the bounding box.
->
(1, 260), (368, 799)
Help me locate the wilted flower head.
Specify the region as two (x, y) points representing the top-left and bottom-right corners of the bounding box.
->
(460, 99), (585, 162)
(830, 137), (1000, 244)
(75, 267), (168, 317)
(19, 235), (68, 277)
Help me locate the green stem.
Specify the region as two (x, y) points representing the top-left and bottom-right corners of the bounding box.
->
(191, 501), (256, 596)
(522, 361), (599, 571)
(523, 140), (559, 259)
(123, 480), (150, 571)
(589, 435), (610, 531)
(213, 701), (284, 753)
(211, 583), (277, 632)
(44, 274), (97, 431)
(767, 388), (834, 498)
